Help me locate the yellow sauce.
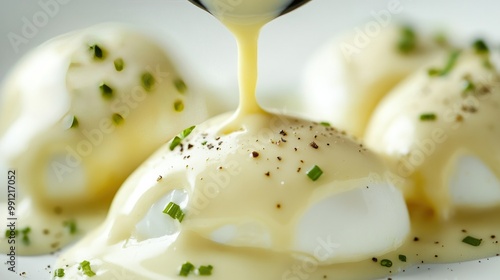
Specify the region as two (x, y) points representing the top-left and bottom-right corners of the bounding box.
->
(1, 1), (499, 279)
(0, 23), (207, 255)
(53, 1), (499, 280)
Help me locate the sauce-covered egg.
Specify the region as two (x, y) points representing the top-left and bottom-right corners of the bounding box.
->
(0, 23), (207, 254)
(54, 112), (409, 279)
(301, 25), (447, 138)
(365, 47), (500, 219)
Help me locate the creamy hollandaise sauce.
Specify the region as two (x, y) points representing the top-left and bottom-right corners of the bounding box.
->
(0, 24), (207, 255)
(1, 0), (497, 279)
(198, 0), (294, 130)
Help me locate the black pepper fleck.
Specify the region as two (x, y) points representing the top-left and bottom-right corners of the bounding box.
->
(310, 142), (319, 149)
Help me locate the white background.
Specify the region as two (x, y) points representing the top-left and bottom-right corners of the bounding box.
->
(0, 0), (499, 279)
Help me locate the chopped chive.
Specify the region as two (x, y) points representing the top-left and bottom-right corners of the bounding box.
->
(174, 100), (185, 112)
(433, 32), (448, 47)
(472, 39), (489, 54)
(201, 141), (207, 146)
(163, 202), (185, 222)
(70, 116), (79, 128)
(428, 50), (461, 77)
(63, 115), (79, 129)
(5, 229), (17, 238)
(112, 113), (124, 126)
(63, 220), (77, 235)
(420, 113), (437, 121)
(170, 126), (196, 150)
(462, 236), (482, 246)
(181, 126), (196, 138)
(306, 165), (323, 181)
(78, 260), (96, 277)
(141, 72), (155, 91)
(54, 268), (65, 278)
(198, 265), (213, 276)
(174, 78), (188, 94)
(89, 44), (104, 60)
(114, 58), (124, 71)
(21, 227), (31, 245)
(398, 254), (407, 262)
(380, 259), (393, 267)
(427, 68), (441, 76)
(462, 77), (476, 94)
(440, 50), (461, 76)
(398, 26), (417, 54)
(170, 136), (182, 151)
(179, 262), (195, 277)
(99, 83), (114, 99)
(319, 122), (331, 127)
(483, 59), (493, 69)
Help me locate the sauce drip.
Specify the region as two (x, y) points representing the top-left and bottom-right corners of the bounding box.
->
(199, 0), (295, 131)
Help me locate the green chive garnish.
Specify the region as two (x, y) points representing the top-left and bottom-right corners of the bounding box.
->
(320, 122), (331, 127)
(428, 50), (461, 77)
(472, 39), (489, 54)
(141, 72), (155, 91)
(398, 26), (417, 54)
(70, 116), (79, 129)
(21, 227), (31, 245)
(64, 115), (79, 129)
(112, 113), (124, 125)
(170, 126), (196, 150)
(380, 259), (393, 267)
(89, 44), (104, 60)
(420, 113), (437, 121)
(198, 265), (213, 276)
(462, 236), (482, 246)
(306, 165), (323, 181)
(54, 268), (65, 278)
(398, 254), (407, 262)
(174, 78), (188, 94)
(427, 68), (441, 76)
(114, 58), (124, 71)
(462, 78), (476, 94)
(174, 100), (185, 112)
(181, 126), (196, 138)
(78, 260), (96, 277)
(63, 220), (77, 235)
(441, 50), (461, 75)
(433, 32), (448, 47)
(5, 229), (17, 238)
(99, 83), (113, 99)
(179, 262), (195, 277)
(170, 136), (182, 151)
(163, 202), (185, 222)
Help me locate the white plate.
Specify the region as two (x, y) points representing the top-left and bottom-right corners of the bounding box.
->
(0, 0), (499, 279)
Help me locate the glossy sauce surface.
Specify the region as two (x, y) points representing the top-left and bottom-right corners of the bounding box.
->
(1, 1), (499, 279)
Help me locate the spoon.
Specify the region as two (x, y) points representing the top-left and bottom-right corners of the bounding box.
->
(187, 0), (311, 17)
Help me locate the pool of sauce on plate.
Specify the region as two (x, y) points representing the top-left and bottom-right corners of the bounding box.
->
(189, 0), (500, 278)
(52, 0), (500, 279)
